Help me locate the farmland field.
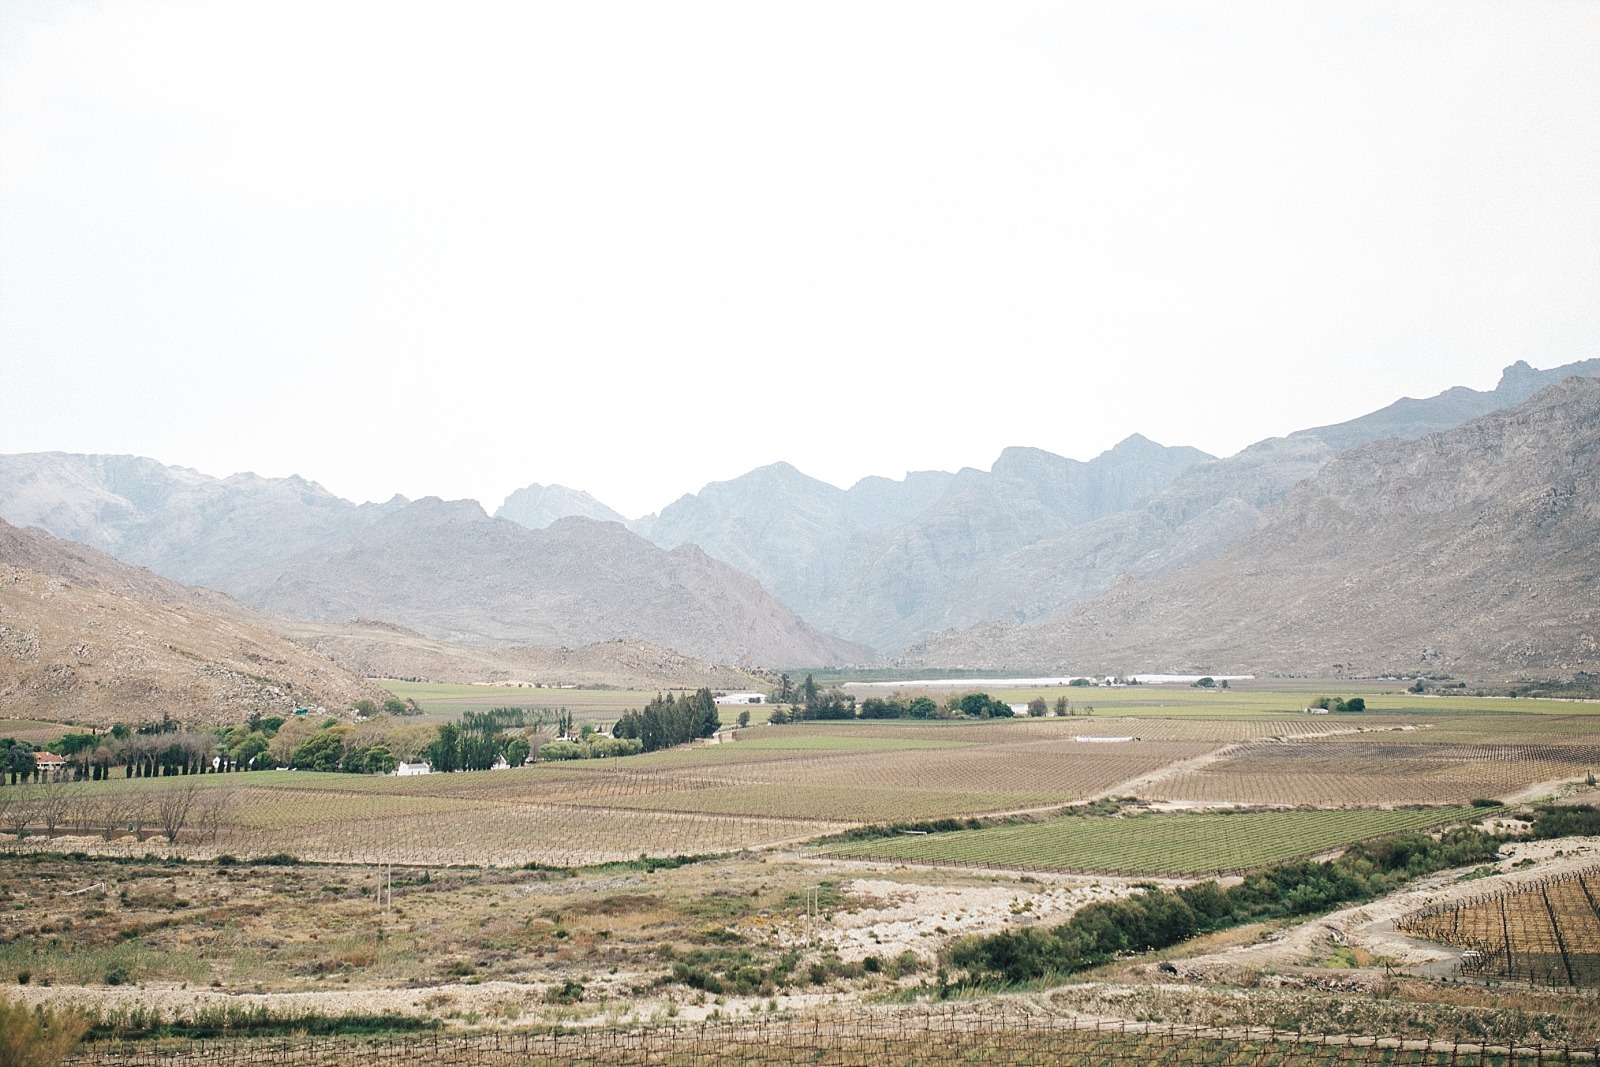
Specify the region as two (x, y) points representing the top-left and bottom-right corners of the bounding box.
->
(817, 806), (1484, 874)
(1398, 864), (1600, 987)
(6, 689), (1600, 1067)
(6, 693), (1599, 867)
(1145, 740), (1600, 807)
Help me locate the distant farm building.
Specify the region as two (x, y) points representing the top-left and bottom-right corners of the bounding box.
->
(394, 761), (432, 776)
(714, 693), (765, 706)
(34, 753), (68, 778)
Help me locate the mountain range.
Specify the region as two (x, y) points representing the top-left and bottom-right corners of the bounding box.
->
(2, 357), (1596, 677)
(613, 358), (1598, 652)
(219, 497), (869, 667)
(905, 377), (1600, 677)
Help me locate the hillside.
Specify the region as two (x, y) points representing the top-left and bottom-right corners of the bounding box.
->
(905, 378), (1600, 677)
(222, 498), (872, 667)
(274, 618), (768, 690)
(0, 520), (390, 726)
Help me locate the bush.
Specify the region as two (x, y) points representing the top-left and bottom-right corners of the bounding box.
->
(0, 995), (88, 1067)
(247, 853), (299, 867)
(544, 980), (584, 1004)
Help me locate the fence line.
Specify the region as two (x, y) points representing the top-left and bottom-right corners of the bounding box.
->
(69, 1009), (1600, 1066)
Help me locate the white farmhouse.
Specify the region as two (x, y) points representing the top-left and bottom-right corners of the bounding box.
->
(394, 761), (432, 776)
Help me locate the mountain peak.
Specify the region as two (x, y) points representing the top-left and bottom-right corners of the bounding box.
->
(496, 482), (624, 530)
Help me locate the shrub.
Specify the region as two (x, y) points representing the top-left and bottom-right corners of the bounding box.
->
(0, 995), (88, 1067)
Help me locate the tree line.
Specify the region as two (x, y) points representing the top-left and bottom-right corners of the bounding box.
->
(948, 827), (1501, 985)
(612, 689), (721, 752)
(760, 678), (1096, 724)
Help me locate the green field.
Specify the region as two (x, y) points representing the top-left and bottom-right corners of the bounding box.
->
(818, 806), (1485, 874)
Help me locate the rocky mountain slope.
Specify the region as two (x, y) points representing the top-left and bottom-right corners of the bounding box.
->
(0, 453), (407, 588)
(906, 378), (1600, 677)
(0, 520), (390, 726)
(222, 498), (871, 667)
(496, 482), (625, 529)
(629, 360), (1595, 652)
(275, 618), (767, 690)
(638, 435), (1213, 651)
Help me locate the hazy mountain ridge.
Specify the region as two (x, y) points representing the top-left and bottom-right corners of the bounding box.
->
(0, 452), (409, 588)
(3, 358), (1594, 669)
(904, 378), (1600, 676)
(220, 498), (871, 667)
(914, 358), (1600, 638)
(639, 434), (1215, 651)
(0, 519), (390, 725)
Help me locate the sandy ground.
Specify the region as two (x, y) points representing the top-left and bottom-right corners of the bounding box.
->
(769, 874), (1140, 961)
(1179, 835), (1600, 974)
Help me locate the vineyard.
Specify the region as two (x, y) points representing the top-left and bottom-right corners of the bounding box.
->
(0, 734), (1221, 866)
(1144, 741), (1600, 807)
(7, 700), (1600, 867)
(1398, 864), (1600, 987)
(68, 1010), (1599, 1067)
(816, 807), (1484, 875)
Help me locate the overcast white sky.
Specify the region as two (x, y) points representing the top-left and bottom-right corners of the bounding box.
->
(2, 2), (1596, 518)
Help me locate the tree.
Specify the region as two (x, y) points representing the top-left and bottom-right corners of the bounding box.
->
(382, 697), (410, 716)
(290, 730), (348, 772)
(736, 710), (751, 729)
(958, 692), (1010, 718)
(1054, 696), (1070, 717)
(6, 744), (36, 785)
(802, 674), (818, 712)
(429, 724), (461, 772)
(353, 699), (379, 718)
(860, 698), (905, 719)
(232, 733), (270, 770)
(195, 788), (237, 846)
(503, 737), (530, 767)
(35, 780), (78, 838)
(156, 781), (200, 843)
(1027, 698), (1047, 717)
(1193, 677), (1216, 689)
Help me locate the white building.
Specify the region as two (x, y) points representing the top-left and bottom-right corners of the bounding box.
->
(713, 692), (765, 706)
(394, 761), (431, 776)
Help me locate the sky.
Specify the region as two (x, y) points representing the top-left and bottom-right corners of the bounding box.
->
(1, 2), (1596, 519)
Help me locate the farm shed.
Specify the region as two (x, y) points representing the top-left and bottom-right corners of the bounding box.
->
(714, 693), (765, 705)
(394, 761), (432, 776)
